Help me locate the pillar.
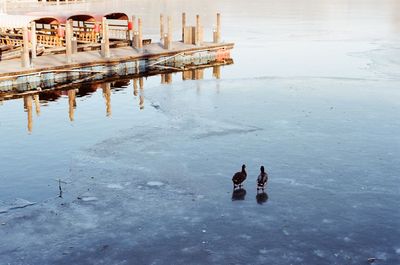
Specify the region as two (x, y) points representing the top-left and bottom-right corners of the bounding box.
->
(167, 16), (172, 50)
(160, 14), (164, 41)
(65, 20), (72, 63)
(21, 26), (30, 68)
(138, 18), (143, 49)
(182, 12), (186, 41)
(195, 15), (200, 46)
(102, 17), (110, 58)
(216, 13), (221, 43)
(30, 21), (37, 59)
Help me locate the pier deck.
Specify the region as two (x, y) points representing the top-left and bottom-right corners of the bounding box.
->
(0, 41), (234, 92)
(0, 41), (233, 78)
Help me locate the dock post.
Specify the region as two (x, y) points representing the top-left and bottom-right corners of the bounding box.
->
(138, 18), (143, 48)
(30, 21), (37, 59)
(216, 13), (221, 43)
(182, 12), (186, 41)
(195, 15), (200, 46)
(128, 16), (134, 44)
(133, 31), (139, 49)
(213, 65), (221, 79)
(167, 16), (172, 50)
(65, 20), (72, 63)
(130, 15), (136, 47)
(160, 14), (164, 41)
(21, 26), (30, 68)
(102, 17), (110, 58)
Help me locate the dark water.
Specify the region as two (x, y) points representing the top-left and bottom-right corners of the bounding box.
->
(1, 0), (400, 264)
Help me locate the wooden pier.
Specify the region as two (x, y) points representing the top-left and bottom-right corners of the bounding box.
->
(0, 12), (234, 93)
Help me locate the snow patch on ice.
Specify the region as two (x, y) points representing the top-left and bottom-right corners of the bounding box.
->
(106, 183), (124, 189)
(313, 249), (325, 258)
(147, 181), (164, 187)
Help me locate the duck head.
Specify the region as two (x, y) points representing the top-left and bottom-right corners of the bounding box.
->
(242, 164), (246, 171)
(260, 166), (265, 173)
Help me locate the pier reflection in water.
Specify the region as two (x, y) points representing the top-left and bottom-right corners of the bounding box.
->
(2, 64), (227, 133)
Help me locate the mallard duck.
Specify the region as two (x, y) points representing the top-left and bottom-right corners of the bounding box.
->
(232, 164), (247, 189)
(257, 166), (268, 191)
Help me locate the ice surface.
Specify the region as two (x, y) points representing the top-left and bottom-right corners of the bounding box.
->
(0, 0), (400, 264)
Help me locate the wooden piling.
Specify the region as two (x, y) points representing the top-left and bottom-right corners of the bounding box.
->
(213, 65), (221, 79)
(21, 26), (30, 68)
(182, 12), (186, 41)
(195, 15), (200, 46)
(160, 14), (164, 41)
(138, 18), (143, 49)
(216, 13), (221, 43)
(167, 16), (172, 50)
(30, 21), (37, 59)
(65, 20), (72, 63)
(102, 17), (110, 58)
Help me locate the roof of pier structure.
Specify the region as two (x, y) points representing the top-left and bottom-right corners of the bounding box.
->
(0, 14), (41, 28)
(24, 11), (129, 24)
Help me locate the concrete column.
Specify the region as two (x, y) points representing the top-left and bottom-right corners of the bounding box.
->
(65, 20), (72, 63)
(160, 14), (164, 41)
(182, 12), (186, 41)
(216, 13), (221, 43)
(195, 15), (200, 46)
(21, 26), (30, 68)
(30, 21), (37, 59)
(138, 18), (143, 48)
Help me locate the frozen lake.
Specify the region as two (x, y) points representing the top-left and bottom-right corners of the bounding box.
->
(1, 0), (400, 264)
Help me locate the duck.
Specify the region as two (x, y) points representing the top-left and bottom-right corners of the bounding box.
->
(232, 164), (247, 189)
(257, 166), (268, 191)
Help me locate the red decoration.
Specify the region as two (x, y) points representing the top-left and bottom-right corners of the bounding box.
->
(57, 27), (65, 38)
(128, 21), (133, 30)
(94, 23), (100, 33)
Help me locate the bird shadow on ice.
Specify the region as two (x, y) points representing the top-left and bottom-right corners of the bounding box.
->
(232, 188), (247, 201)
(256, 192), (269, 205)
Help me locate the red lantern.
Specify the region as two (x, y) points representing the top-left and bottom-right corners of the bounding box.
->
(57, 27), (65, 38)
(128, 21), (133, 30)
